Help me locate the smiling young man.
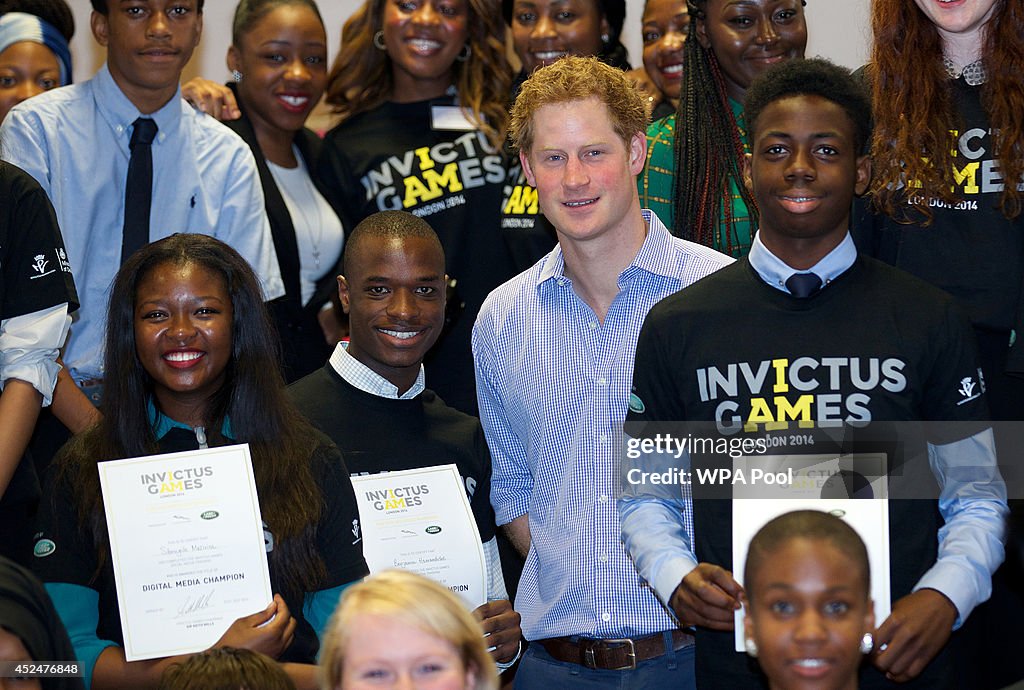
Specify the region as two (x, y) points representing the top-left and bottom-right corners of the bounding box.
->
(619, 58), (1008, 689)
(0, 0), (281, 442)
(472, 56), (730, 687)
(288, 210), (523, 674)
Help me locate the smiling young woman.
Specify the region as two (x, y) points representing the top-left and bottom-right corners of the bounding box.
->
(637, 0), (689, 120)
(743, 511), (874, 690)
(637, 0), (807, 257)
(32, 235), (367, 690)
(221, 0), (346, 383)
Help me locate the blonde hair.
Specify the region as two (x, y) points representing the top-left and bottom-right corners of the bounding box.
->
(319, 570), (498, 690)
(509, 55), (648, 157)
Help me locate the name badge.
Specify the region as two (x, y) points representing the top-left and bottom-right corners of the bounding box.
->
(431, 105), (476, 131)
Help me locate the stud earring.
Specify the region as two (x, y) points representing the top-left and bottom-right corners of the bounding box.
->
(859, 632), (874, 655)
(601, 33), (610, 43)
(373, 30), (387, 50)
(744, 638), (758, 658)
(231, 70), (243, 83)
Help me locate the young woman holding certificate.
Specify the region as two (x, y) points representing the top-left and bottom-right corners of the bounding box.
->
(31, 235), (368, 690)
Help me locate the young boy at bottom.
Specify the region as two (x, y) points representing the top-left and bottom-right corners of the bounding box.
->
(618, 59), (1007, 689)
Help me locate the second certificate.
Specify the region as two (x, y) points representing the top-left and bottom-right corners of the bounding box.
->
(351, 464), (486, 609)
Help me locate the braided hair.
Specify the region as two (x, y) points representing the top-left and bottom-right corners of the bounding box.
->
(671, 0), (754, 254)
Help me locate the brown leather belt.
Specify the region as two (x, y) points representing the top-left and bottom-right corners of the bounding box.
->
(538, 629), (694, 671)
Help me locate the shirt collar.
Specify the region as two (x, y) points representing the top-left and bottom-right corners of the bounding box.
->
(147, 398), (233, 440)
(94, 63), (183, 147)
(328, 341), (426, 400)
(622, 210), (681, 283)
(748, 230), (857, 294)
(535, 209), (677, 288)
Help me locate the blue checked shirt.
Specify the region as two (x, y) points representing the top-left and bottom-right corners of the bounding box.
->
(473, 211), (732, 640)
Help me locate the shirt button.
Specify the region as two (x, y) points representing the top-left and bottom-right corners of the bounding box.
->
(599, 434), (608, 443)
(598, 377), (607, 386)
(601, 612), (611, 622)
(588, 321), (597, 330)
(115, 125), (124, 134)
(557, 279), (566, 286)
(599, 494), (608, 503)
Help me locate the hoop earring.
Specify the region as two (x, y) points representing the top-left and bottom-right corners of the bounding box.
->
(744, 638), (758, 658)
(859, 633), (874, 655)
(373, 30), (387, 50)
(456, 43), (471, 62)
(231, 70), (243, 83)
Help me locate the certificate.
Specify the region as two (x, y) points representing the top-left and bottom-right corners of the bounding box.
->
(98, 445), (273, 661)
(351, 465), (486, 609)
(731, 453), (891, 652)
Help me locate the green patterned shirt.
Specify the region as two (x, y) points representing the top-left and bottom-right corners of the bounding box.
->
(636, 98), (754, 257)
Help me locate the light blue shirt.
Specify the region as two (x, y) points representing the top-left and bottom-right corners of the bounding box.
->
(747, 230), (857, 293)
(0, 63), (283, 382)
(619, 230), (1007, 628)
(473, 210), (732, 640)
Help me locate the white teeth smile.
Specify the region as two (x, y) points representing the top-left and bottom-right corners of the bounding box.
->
(565, 199), (595, 207)
(662, 64), (683, 75)
(533, 51), (567, 61)
(793, 659), (827, 668)
(164, 352), (202, 362)
(785, 197), (815, 202)
(409, 39), (441, 51)
(380, 329), (421, 339)
(280, 95), (308, 106)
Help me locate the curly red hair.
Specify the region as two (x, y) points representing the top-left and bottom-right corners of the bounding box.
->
(869, 0), (1024, 221)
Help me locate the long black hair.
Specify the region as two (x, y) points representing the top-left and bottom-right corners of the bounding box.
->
(60, 234), (325, 601)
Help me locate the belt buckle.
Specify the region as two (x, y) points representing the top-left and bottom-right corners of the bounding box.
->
(597, 638), (637, 671)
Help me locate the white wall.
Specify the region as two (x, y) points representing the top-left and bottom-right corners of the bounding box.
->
(67, 1), (871, 94)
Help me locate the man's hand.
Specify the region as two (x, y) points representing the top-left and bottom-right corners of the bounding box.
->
(474, 599), (522, 663)
(872, 588), (957, 683)
(215, 594), (296, 658)
(669, 563), (743, 630)
(182, 78), (241, 121)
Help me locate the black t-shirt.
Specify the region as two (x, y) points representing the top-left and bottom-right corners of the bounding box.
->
(628, 257), (989, 689)
(289, 365), (497, 543)
(0, 161), (78, 566)
(318, 97), (516, 414)
(32, 428), (367, 664)
(852, 77), (1024, 338)
(0, 161), (78, 320)
(500, 156), (558, 272)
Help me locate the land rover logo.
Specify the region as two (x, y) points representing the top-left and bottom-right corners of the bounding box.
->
(201, 511), (219, 520)
(425, 526), (442, 534)
(33, 539), (56, 558)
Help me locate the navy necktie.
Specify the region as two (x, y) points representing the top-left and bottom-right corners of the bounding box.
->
(785, 272), (822, 298)
(121, 117), (159, 264)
